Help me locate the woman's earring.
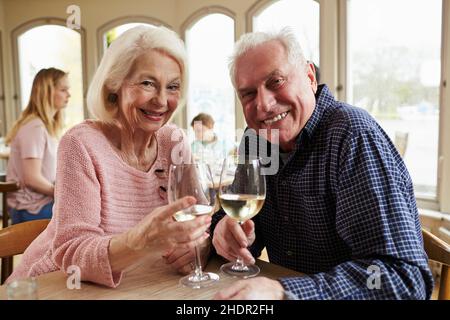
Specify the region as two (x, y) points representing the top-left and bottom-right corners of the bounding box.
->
(108, 93), (118, 104)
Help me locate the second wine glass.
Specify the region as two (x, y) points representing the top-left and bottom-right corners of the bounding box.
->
(218, 155), (266, 278)
(168, 162), (219, 288)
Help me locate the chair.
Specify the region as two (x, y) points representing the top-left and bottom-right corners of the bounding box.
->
(0, 219), (50, 284)
(1, 181), (20, 228)
(394, 131), (409, 158)
(422, 228), (450, 300)
(0, 181), (20, 284)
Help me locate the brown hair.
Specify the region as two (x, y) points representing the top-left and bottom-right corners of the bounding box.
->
(190, 113), (214, 128)
(5, 67), (67, 144)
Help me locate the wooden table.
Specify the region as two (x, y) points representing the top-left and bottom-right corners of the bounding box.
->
(0, 255), (302, 300)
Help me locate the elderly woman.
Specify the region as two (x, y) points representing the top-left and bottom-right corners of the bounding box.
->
(7, 26), (211, 287)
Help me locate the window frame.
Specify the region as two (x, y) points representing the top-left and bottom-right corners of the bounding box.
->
(96, 15), (171, 63)
(0, 30), (5, 136)
(180, 6), (237, 131)
(437, 0), (450, 213)
(11, 17), (88, 120)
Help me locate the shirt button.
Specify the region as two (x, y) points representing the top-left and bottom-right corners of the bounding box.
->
(281, 181), (287, 186)
(286, 250), (294, 256)
(283, 216), (289, 222)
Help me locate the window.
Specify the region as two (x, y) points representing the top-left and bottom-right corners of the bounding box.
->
(17, 24), (84, 132)
(253, 0), (320, 64)
(103, 23), (155, 49)
(347, 0), (442, 198)
(185, 13), (235, 153)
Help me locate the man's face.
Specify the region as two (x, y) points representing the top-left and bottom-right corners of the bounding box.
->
(235, 40), (317, 152)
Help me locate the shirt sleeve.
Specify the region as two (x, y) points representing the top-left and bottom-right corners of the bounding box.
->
(278, 127), (434, 299)
(50, 132), (122, 288)
(19, 123), (47, 159)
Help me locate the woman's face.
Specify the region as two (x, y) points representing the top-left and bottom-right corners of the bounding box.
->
(53, 76), (71, 110)
(118, 49), (182, 133)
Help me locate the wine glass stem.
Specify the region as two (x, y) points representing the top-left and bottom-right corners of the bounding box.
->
(235, 255), (246, 269)
(193, 244), (203, 278)
(233, 221), (249, 270)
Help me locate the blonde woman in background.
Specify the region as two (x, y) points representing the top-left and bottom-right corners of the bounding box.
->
(5, 67), (70, 224)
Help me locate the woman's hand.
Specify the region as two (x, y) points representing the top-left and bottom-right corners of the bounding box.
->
(212, 216), (256, 264)
(125, 196), (211, 251)
(109, 196), (211, 272)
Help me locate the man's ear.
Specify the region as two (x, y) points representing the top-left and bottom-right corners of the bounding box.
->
(307, 62), (318, 94)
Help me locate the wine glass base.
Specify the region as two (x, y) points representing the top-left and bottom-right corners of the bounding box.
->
(220, 262), (260, 278)
(179, 272), (220, 289)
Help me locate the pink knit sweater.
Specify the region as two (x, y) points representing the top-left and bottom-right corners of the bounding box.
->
(7, 120), (190, 287)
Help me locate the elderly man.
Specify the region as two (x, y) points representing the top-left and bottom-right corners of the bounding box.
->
(211, 28), (433, 300)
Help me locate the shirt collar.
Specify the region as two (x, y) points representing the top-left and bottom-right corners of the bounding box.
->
(295, 84), (336, 145)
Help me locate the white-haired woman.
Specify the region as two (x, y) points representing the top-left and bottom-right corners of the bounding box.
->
(7, 26), (210, 287)
(6, 67), (70, 224)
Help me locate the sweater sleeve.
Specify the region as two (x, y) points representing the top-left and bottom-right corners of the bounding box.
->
(50, 132), (122, 288)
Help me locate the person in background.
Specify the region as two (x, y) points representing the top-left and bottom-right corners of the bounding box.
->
(190, 112), (232, 179)
(211, 28), (433, 299)
(5, 67), (70, 224)
(190, 113), (228, 163)
(6, 26), (211, 287)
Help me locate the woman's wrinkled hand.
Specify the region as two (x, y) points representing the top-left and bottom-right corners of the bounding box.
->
(124, 196), (211, 252)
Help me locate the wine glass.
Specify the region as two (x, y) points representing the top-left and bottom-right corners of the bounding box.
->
(218, 155), (266, 278)
(168, 162), (219, 288)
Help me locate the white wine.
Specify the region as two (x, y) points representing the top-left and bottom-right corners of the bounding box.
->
(173, 204), (214, 222)
(219, 194), (265, 222)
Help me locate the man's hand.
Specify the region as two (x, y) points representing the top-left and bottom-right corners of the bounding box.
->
(212, 216), (256, 264)
(213, 277), (285, 300)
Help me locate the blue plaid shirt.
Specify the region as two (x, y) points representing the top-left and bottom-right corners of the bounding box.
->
(212, 85), (433, 299)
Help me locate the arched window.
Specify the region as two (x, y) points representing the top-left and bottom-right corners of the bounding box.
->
(347, 0), (442, 198)
(97, 16), (170, 60)
(103, 23), (155, 48)
(14, 22), (85, 132)
(184, 11), (236, 154)
(251, 0), (320, 64)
